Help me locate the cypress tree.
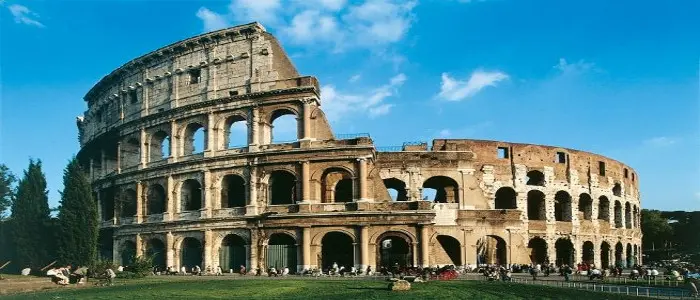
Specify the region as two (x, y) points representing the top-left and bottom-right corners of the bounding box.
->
(56, 158), (98, 266)
(10, 159), (53, 269)
(0, 164), (15, 219)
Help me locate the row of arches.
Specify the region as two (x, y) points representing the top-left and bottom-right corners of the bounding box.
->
(524, 170), (628, 198)
(383, 176), (459, 202)
(527, 238), (640, 268)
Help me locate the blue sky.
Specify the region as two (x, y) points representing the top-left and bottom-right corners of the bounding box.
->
(1, 0), (699, 211)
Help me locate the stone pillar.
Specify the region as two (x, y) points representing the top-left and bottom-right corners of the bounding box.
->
(166, 232), (175, 268)
(140, 127), (147, 168)
(301, 100), (312, 140)
(135, 181), (143, 223)
(360, 226), (369, 271)
(357, 158), (368, 201)
(203, 171), (212, 218)
(113, 238), (120, 265)
(96, 190), (103, 222)
(249, 230), (259, 272)
(302, 227), (311, 272)
(246, 166), (258, 215)
(100, 149), (106, 177)
(206, 113), (215, 153)
(420, 225), (430, 267)
(116, 142), (121, 174)
(204, 230), (213, 269)
(169, 120), (178, 161)
(300, 161), (310, 203)
(166, 175), (175, 220)
(249, 107), (259, 148)
(89, 158), (94, 180)
(135, 234), (143, 257)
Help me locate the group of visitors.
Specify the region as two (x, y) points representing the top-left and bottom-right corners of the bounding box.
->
(44, 265), (89, 285)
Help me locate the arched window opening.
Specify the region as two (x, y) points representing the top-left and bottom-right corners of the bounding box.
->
(614, 201), (623, 228)
(150, 131), (170, 161)
(625, 202), (632, 229)
(554, 191), (572, 222)
(321, 168), (353, 203)
(528, 237), (548, 265)
(221, 175), (246, 208)
(612, 183), (622, 197)
(615, 242), (623, 268)
(578, 193), (593, 220)
(422, 176), (459, 203)
(183, 123), (205, 155)
(147, 184), (166, 215)
(181, 237), (203, 270)
(146, 239), (166, 270)
(494, 187), (517, 209)
(383, 178), (408, 201)
(120, 189), (137, 217)
(220, 235), (247, 272)
(527, 190), (546, 220)
(626, 243), (634, 267)
(477, 235), (506, 265)
(99, 188), (115, 221)
(225, 115), (248, 149)
(601, 242), (611, 268)
(181, 179), (202, 211)
(582, 241), (595, 264)
(120, 241), (136, 266)
(526, 170), (545, 186)
(598, 196), (610, 222)
(377, 232), (412, 268)
(269, 170), (296, 205)
(270, 110), (298, 144)
(321, 232), (354, 270)
(555, 238), (574, 266)
(267, 233), (297, 272)
(121, 138), (140, 168)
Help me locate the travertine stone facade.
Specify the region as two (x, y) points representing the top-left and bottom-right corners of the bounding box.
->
(77, 23), (642, 274)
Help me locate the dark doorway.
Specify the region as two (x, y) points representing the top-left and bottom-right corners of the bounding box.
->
(321, 232), (354, 269)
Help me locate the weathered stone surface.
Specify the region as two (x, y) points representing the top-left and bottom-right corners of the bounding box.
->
(389, 280), (411, 291)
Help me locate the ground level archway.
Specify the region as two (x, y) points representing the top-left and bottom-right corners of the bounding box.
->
(267, 233), (297, 272)
(477, 235), (507, 265)
(120, 240), (136, 266)
(601, 242), (611, 268)
(181, 237), (203, 269)
(436, 235), (462, 266)
(581, 241), (595, 265)
(146, 239), (166, 270)
(377, 232), (413, 268)
(528, 237), (548, 265)
(320, 232), (354, 270)
(555, 238), (574, 266)
(220, 234), (247, 272)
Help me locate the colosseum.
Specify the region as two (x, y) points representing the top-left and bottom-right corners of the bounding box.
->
(76, 22), (642, 274)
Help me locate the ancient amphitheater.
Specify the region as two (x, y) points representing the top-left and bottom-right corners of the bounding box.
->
(76, 22), (642, 274)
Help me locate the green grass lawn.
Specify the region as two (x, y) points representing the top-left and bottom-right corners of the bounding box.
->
(0, 277), (650, 299)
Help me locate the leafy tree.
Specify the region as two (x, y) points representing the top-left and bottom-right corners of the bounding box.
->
(641, 209), (673, 250)
(56, 158), (99, 266)
(0, 164), (15, 219)
(10, 159), (54, 269)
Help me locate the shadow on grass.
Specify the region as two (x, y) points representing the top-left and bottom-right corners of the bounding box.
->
(346, 287), (388, 291)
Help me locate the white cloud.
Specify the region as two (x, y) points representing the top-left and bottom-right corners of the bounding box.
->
(321, 73), (407, 121)
(281, 10), (340, 45)
(644, 136), (678, 147)
(349, 74), (362, 83)
(196, 7), (230, 32)
(7, 4), (44, 28)
(438, 129), (451, 138)
(228, 0), (282, 25)
(554, 58), (597, 74)
(437, 70), (509, 101)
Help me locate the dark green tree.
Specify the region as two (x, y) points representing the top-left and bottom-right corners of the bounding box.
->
(56, 158), (99, 266)
(641, 209), (673, 250)
(0, 164), (15, 219)
(10, 159), (53, 269)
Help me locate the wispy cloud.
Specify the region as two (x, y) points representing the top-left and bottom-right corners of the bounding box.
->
(554, 58), (599, 75)
(6, 4), (44, 28)
(644, 136), (679, 147)
(349, 74), (361, 83)
(196, 7), (229, 32)
(321, 73), (407, 121)
(438, 129), (451, 138)
(437, 70), (509, 101)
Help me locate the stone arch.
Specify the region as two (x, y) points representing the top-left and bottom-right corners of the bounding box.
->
(268, 170), (297, 205)
(180, 237), (203, 270)
(121, 137), (140, 168)
(625, 202), (632, 229)
(320, 231), (354, 269)
(146, 183), (166, 215)
(221, 174), (246, 208)
(149, 130), (170, 161)
(181, 179), (202, 211)
(146, 238), (166, 269)
(320, 167), (354, 203)
(528, 237), (548, 264)
(578, 193), (593, 220)
(181, 122), (206, 155)
(614, 242), (623, 267)
(120, 240), (137, 266)
(222, 113), (248, 149)
(526, 170), (545, 186)
(266, 232), (297, 272)
(494, 187), (517, 209)
(477, 235), (506, 265)
(436, 235), (462, 266)
(422, 176), (459, 203)
(268, 108), (299, 144)
(633, 205), (639, 228)
(626, 243), (634, 267)
(311, 229), (357, 246)
(614, 201), (623, 228)
(612, 183), (622, 197)
(598, 196), (610, 222)
(601, 241), (611, 268)
(527, 190), (546, 220)
(220, 234), (248, 272)
(554, 191), (572, 222)
(376, 231), (414, 268)
(120, 188), (137, 217)
(582, 241), (595, 264)
(383, 178), (408, 201)
(555, 238), (574, 266)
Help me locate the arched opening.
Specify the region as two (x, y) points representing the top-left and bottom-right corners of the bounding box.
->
(99, 188), (115, 221)
(614, 201), (623, 228)
(321, 168), (353, 203)
(477, 235), (506, 265)
(146, 239), (166, 270)
(120, 189), (137, 217)
(555, 238), (574, 266)
(554, 191), (572, 221)
(269, 170), (296, 205)
(625, 202), (632, 229)
(528, 237), (548, 264)
(267, 233), (297, 272)
(634, 245), (639, 265)
(526, 170), (545, 186)
(527, 190), (546, 220)
(225, 115), (248, 149)
(121, 138), (140, 168)
(181, 179), (202, 211)
(494, 187), (517, 209)
(626, 243), (634, 267)
(221, 174), (246, 208)
(150, 131), (170, 161)
(181, 237), (203, 269)
(422, 176), (459, 203)
(578, 193), (593, 220)
(270, 109), (298, 144)
(120, 241), (136, 266)
(383, 178), (408, 201)
(436, 235), (462, 266)
(612, 183), (622, 196)
(321, 232), (354, 269)
(633, 205), (639, 228)
(220, 234), (247, 272)
(598, 196), (610, 222)
(601, 242), (611, 268)
(614, 242), (623, 267)
(183, 123), (205, 155)
(147, 184), (166, 215)
(377, 232), (412, 268)
(582, 241), (595, 264)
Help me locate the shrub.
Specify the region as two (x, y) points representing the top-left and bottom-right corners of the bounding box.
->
(88, 259), (116, 278)
(124, 255), (153, 278)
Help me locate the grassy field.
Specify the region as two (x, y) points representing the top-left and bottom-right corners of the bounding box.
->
(0, 277), (651, 299)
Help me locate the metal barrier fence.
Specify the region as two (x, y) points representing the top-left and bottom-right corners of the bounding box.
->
(569, 274), (685, 288)
(507, 277), (693, 299)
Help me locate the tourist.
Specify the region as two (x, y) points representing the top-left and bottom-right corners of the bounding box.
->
(216, 265), (223, 276)
(105, 268), (117, 286)
(20, 266), (31, 276)
(240, 265), (246, 275)
(180, 265), (187, 275)
(192, 265), (201, 276)
(282, 267), (289, 276)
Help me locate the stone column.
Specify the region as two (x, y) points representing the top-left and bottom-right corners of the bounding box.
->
(300, 161), (310, 203)
(135, 234), (143, 257)
(166, 175), (175, 220)
(116, 142), (121, 174)
(204, 230), (213, 269)
(420, 225), (430, 267)
(301, 100), (312, 140)
(169, 120), (178, 162)
(166, 232), (175, 268)
(113, 238), (120, 265)
(248, 107), (259, 149)
(89, 158), (94, 180)
(360, 226), (369, 271)
(246, 166), (258, 215)
(206, 113), (215, 153)
(96, 190), (103, 222)
(203, 171), (212, 218)
(140, 127), (147, 168)
(100, 149), (105, 177)
(135, 181), (143, 223)
(250, 230), (259, 272)
(302, 227), (311, 272)
(357, 158), (368, 201)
